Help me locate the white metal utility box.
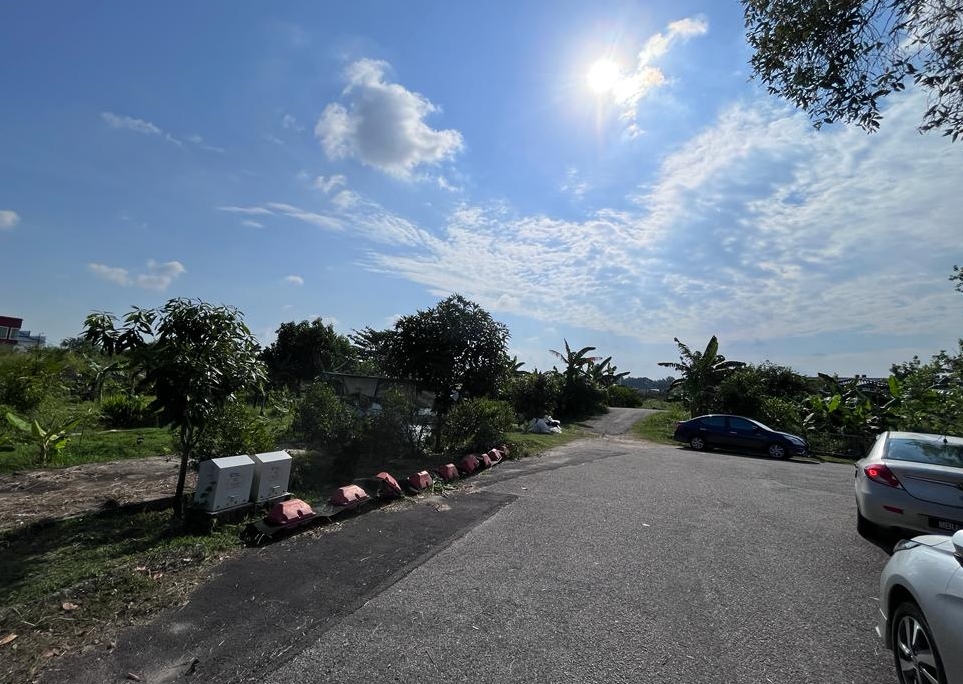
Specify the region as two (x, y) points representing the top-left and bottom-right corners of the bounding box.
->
(193, 455), (255, 512)
(250, 451), (292, 503)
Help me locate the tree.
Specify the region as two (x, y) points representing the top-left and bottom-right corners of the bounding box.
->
(744, 0), (963, 140)
(83, 299), (266, 515)
(352, 295), (511, 449)
(658, 336), (744, 417)
(261, 318), (355, 390)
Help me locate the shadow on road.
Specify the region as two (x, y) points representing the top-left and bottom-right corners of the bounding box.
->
(671, 444), (822, 466)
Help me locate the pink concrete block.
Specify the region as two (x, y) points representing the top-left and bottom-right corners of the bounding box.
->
(266, 499), (314, 525)
(375, 472), (403, 498)
(478, 453), (492, 469)
(436, 463), (458, 481)
(407, 471), (432, 491)
(329, 484), (369, 506)
(458, 454), (479, 476)
(487, 448), (503, 465)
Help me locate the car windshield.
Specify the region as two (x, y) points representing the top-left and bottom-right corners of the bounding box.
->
(884, 437), (963, 468)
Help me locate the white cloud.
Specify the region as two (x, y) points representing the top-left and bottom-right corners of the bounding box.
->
(560, 168), (589, 198)
(285, 275), (304, 286)
(217, 206), (274, 216)
(282, 114), (305, 132)
(101, 112), (182, 146)
(241, 220), (264, 228)
(603, 16), (709, 123)
(101, 112), (161, 135)
(265, 134), (285, 146)
(264, 202), (342, 231)
(331, 189), (360, 210)
(187, 134), (225, 154)
(88, 259), (186, 291)
(437, 175), (461, 192)
(363, 90), (963, 353)
(315, 58), (464, 178)
(0, 210), (19, 230)
(314, 174), (347, 193)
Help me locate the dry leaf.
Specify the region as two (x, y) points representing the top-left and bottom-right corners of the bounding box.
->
(42, 648), (61, 658)
(0, 633), (17, 646)
(62, 602), (80, 612)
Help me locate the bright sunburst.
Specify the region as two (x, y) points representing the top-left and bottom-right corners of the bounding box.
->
(586, 58), (621, 94)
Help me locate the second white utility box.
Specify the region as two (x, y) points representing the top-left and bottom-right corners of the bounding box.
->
(250, 451), (292, 502)
(193, 455), (255, 512)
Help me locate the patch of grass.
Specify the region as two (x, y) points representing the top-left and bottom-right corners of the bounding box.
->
(631, 405), (687, 444)
(0, 510), (242, 683)
(504, 426), (587, 458)
(639, 398), (675, 410)
(0, 427), (174, 473)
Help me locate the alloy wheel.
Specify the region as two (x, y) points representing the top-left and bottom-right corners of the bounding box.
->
(896, 613), (942, 684)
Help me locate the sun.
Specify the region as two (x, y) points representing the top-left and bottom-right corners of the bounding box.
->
(586, 58), (621, 94)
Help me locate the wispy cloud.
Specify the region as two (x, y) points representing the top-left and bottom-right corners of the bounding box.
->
(314, 174), (347, 193)
(364, 90), (963, 348)
(217, 206), (274, 216)
(187, 134), (225, 154)
(560, 168), (589, 198)
(241, 220), (264, 228)
(101, 112), (182, 146)
(88, 259), (186, 291)
(281, 114), (305, 132)
(0, 210), (19, 230)
(315, 59), (463, 178)
(599, 17), (709, 125)
(284, 274), (304, 286)
(264, 202), (343, 231)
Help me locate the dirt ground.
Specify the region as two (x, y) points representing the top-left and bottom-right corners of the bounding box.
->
(0, 457), (196, 531)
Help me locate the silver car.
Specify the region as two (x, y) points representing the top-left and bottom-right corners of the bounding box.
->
(855, 431), (963, 537)
(877, 531), (963, 684)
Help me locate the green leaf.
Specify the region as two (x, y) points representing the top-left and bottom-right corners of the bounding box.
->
(5, 412), (31, 434)
(30, 419), (46, 440)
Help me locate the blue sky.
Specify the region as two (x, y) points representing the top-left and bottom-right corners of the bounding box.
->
(2, 1), (961, 378)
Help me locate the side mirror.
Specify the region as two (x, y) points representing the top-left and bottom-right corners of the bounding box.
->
(953, 529), (963, 558)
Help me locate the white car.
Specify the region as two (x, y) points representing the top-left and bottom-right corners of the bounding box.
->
(855, 431), (963, 537)
(877, 531), (963, 684)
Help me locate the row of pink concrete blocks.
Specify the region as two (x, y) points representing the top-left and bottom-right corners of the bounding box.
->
(328, 445), (511, 506)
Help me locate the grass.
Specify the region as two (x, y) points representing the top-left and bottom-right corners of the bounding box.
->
(631, 405), (687, 444)
(505, 425), (587, 457)
(0, 510), (243, 683)
(0, 427), (173, 473)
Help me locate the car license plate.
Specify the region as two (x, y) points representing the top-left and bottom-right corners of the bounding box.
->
(929, 517), (962, 532)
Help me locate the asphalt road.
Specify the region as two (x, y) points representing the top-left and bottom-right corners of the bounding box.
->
(267, 418), (893, 683)
(43, 409), (894, 683)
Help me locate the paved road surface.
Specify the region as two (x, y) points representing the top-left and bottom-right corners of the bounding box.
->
(45, 409), (895, 684)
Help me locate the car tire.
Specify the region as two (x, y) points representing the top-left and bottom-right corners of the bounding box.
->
(689, 435), (707, 451)
(891, 601), (947, 684)
(767, 443), (789, 459)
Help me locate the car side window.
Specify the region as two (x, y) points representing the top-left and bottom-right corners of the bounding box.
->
(705, 416), (726, 428)
(728, 417), (755, 431)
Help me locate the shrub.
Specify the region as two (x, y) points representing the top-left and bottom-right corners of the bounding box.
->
(507, 371), (562, 420)
(558, 376), (606, 421)
(357, 387), (430, 462)
(442, 398), (516, 454)
(291, 381), (360, 451)
(100, 394), (155, 429)
(193, 400), (280, 461)
(606, 384), (643, 408)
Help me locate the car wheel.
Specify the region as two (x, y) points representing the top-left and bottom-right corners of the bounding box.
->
(689, 435), (707, 451)
(892, 601), (946, 684)
(767, 443), (789, 459)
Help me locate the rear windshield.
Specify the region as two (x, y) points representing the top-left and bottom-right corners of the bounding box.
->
(885, 438), (963, 468)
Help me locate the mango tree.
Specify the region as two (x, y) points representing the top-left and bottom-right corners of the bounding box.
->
(83, 299), (266, 515)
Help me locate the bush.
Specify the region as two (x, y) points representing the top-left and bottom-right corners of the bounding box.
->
(606, 384), (643, 408)
(507, 371), (562, 420)
(558, 376), (606, 421)
(193, 400), (280, 461)
(442, 398), (516, 454)
(357, 387), (430, 462)
(291, 381), (360, 451)
(99, 394), (155, 428)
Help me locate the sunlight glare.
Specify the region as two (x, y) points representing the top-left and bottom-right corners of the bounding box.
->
(587, 59), (621, 94)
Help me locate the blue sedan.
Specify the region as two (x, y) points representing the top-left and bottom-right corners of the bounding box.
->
(672, 414), (809, 459)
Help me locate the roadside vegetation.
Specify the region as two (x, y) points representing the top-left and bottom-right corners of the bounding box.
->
(4, 271), (963, 681)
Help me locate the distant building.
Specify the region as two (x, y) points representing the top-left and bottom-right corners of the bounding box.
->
(15, 330), (46, 350)
(0, 316), (46, 350)
(0, 316), (22, 346)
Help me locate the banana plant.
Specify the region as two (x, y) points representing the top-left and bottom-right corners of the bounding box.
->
(5, 412), (84, 466)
